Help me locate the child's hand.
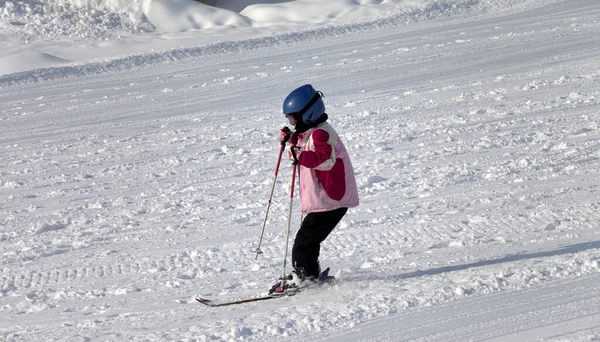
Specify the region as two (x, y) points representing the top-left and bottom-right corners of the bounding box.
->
(279, 127), (291, 144)
(289, 146), (302, 163)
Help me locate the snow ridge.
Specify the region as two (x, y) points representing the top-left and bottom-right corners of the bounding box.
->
(0, 0), (497, 84)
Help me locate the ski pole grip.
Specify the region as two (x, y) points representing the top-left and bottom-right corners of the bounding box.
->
(279, 126), (291, 146)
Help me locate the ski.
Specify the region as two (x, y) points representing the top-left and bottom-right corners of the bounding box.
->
(196, 289), (300, 307)
(196, 268), (335, 307)
(196, 295), (278, 307)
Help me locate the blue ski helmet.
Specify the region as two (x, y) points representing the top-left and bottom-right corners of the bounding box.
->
(282, 84), (325, 125)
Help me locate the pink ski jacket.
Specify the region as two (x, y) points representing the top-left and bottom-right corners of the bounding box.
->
(295, 122), (359, 214)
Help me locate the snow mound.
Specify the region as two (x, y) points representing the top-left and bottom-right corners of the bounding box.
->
(0, 0), (551, 77)
(143, 0), (250, 32)
(0, 51), (70, 75)
(0, 0), (155, 42)
(0, 0), (511, 43)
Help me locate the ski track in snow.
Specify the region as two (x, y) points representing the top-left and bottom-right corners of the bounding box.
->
(2, 0), (600, 341)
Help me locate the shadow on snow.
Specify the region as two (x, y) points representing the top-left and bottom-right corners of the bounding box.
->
(355, 241), (600, 281)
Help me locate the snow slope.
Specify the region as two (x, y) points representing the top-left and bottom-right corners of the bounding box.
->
(2, 0), (600, 341)
(1, 0), (543, 76)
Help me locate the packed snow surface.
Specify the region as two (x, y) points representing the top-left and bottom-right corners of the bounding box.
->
(2, 0), (600, 341)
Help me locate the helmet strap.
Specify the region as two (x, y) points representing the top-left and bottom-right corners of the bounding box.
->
(293, 113), (327, 134)
(293, 114), (309, 133)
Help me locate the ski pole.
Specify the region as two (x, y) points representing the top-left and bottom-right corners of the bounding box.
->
(297, 165), (303, 228)
(281, 162), (297, 279)
(254, 127), (291, 259)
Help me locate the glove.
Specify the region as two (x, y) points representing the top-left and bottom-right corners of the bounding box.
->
(279, 127), (291, 144)
(288, 146), (302, 163)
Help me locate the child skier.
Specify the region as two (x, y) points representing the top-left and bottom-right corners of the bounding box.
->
(270, 84), (359, 294)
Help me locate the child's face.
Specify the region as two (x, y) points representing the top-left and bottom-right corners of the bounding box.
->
(285, 114), (297, 126)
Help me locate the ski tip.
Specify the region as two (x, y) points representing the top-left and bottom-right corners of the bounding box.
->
(318, 267), (331, 282)
(196, 297), (211, 305)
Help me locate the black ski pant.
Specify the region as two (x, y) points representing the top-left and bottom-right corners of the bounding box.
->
(292, 207), (348, 279)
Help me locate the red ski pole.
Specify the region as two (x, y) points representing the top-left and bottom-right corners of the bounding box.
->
(254, 127), (291, 259)
(280, 161), (298, 279)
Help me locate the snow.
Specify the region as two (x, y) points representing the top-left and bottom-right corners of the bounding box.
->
(2, 0), (600, 341)
(0, 0), (531, 76)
